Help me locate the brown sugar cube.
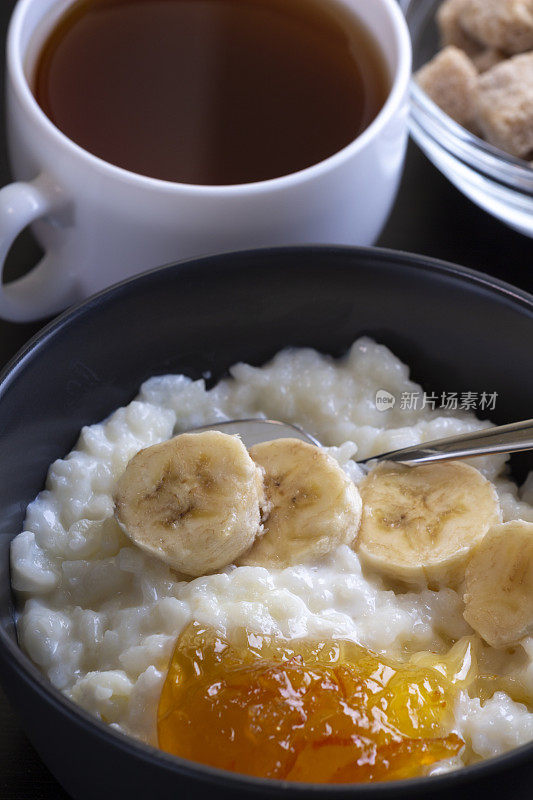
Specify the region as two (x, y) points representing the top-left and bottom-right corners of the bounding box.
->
(437, 0), (483, 56)
(459, 0), (533, 55)
(476, 52), (533, 158)
(416, 46), (478, 126)
(472, 48), (506, 73)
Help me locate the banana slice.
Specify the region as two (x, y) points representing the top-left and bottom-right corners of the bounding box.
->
(463, 520), (533, 648)
(114, 431), (265, 577)
(239, 438), (362, 567)
(357, 461), (501, 589)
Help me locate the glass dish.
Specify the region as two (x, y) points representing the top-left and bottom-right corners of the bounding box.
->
(401, 0), (533, 238)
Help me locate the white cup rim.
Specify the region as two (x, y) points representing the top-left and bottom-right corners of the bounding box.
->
(8, 0), (412, 196)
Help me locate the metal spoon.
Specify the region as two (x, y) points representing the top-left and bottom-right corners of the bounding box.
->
(189, 418), (533, 470)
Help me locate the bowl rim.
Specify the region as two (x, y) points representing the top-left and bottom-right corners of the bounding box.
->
(1, 243), (533, 796)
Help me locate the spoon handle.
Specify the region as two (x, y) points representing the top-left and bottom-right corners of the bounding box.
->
(361, 419), (533, 466)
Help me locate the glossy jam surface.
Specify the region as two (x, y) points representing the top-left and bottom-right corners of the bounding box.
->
(157, 623), (466, 782)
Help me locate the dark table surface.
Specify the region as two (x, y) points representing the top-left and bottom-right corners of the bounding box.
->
(0, 1), (532, 798)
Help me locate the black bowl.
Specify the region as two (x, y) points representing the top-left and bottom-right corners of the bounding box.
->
(0, 246), (532, 800)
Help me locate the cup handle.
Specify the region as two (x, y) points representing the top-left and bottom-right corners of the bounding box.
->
(0, 175), (79, 322)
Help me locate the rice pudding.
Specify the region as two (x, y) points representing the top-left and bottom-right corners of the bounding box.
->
(10, 338), (533, 780)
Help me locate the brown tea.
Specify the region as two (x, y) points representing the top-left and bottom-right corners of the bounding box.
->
(34, 0), (389, 186)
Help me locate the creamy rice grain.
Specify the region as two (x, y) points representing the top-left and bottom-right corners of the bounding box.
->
(11, 338), (533, 765)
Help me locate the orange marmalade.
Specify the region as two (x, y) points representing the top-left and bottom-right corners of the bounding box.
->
(157, 622), (469, 783)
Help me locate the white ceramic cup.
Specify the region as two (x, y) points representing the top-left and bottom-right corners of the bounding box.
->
(0, 0), (411, 322)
